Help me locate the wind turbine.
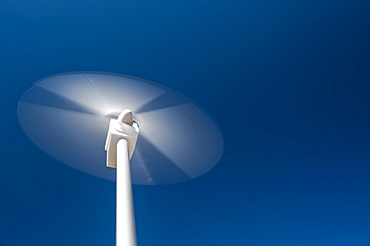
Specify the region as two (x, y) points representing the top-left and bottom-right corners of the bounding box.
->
(18, 72), (224, 246)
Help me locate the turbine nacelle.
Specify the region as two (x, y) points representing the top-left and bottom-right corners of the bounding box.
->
(105, 109), (139, 168)
(118, 109), (134, 126)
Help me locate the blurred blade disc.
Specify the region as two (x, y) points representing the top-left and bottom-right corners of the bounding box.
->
(18, 72), (224, 185)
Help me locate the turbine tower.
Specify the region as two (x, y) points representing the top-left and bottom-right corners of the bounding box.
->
(106, 109), (139, 246)
(18, 72), (224, 246)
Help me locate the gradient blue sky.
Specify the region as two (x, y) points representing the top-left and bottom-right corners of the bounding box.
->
(1, 0), (370, 245)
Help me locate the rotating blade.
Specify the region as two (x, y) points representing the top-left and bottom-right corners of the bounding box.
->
(36, 73), (165, 116)
(133, 136), (192, 184)
(21, 85), (100, 115)
(135, 103), (224, 182)
(18, 102), (115, 180)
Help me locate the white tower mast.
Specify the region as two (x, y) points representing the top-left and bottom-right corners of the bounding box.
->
(105, 110), (139, 246)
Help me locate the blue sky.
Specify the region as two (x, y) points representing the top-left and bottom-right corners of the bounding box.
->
(1, 0), (370, 245)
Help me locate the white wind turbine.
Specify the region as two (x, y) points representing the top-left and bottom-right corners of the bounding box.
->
(18, 72), (224, 246)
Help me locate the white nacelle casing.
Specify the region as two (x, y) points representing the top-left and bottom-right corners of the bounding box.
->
(105, 119), (139, 168)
